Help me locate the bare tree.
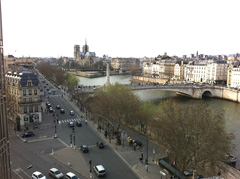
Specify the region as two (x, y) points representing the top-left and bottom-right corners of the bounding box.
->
(155, 100), (232, 173)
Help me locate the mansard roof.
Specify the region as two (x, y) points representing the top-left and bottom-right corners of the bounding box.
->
(19, 71), (39, 87)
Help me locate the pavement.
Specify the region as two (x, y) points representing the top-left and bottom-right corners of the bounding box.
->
(56, 92), (170, 179)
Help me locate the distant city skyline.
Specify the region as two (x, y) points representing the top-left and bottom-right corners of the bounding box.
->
(1, 0), (240, 58)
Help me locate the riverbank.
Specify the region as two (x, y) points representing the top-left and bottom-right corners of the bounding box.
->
(132, 75), (183, 84)
(69, 70), (130, 78)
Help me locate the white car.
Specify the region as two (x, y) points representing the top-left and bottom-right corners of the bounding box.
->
(65, 172), (79, 179)
(93, 165), (106, 177)
(70, 111), (74, 115)
(32, 171), (46, 179)
(48, 168), (64, 178)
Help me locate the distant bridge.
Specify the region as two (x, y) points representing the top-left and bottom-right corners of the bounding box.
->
(129, 84), (240, 102)
(78, 84), (240, 102)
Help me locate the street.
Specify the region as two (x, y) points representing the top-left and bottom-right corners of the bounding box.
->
(9, 74), (139, 179)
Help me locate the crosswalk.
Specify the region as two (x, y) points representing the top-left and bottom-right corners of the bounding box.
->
(59, 118), (83, 124)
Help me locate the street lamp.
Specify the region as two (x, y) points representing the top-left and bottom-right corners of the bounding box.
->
(54, 125), (57, 138)
(89, 160), (92, 178)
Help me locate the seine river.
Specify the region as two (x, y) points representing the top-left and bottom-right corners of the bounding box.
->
(77, 75), (240, 168)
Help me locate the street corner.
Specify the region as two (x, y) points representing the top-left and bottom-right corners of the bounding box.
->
(50, 147), (89, 178)
(133, 162), (167, 179)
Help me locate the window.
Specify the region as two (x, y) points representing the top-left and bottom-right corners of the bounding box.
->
(28, 82), (31, 86)
(35, 98), (38, 102)
(34, 89), (37, 95)
(23, 98), (27, 103)
(23, 90), (26, 96)
(24, 106), (27, 113)
(29, 98), (32, 102)
(29, 90), (32, 95)
(29, 106), (33, 113)
(35, 106), (38, 112)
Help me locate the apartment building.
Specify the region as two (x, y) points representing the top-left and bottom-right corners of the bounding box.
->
(111, 58), (140, 71)
(227, 67), (240, 88)
(5, 70), (42, 128)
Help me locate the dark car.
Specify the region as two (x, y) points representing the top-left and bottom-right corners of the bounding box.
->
(56, 105), (60, 109)
(196, 175), (204, 179)
(76, 121), (82, 127)
(69, 122), (74, 127)
(22, 131), (34, 138)
(134, 140), (142, 147)
(80, 145), (89, 153)
(184, 169), (193, 176)
(96, 141), (104, 149)
(60, 108), (65, 114)
(46, 102), (51, 108)
(49, 107), (53, 113)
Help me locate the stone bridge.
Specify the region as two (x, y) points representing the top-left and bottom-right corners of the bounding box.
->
(130, 84), (240, 102)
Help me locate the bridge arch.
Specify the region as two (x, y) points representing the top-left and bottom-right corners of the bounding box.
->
(202, 90), (212, 98)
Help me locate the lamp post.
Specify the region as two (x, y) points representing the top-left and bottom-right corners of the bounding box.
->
(145, 127), (149, 172)
(89, 160), (92, 178)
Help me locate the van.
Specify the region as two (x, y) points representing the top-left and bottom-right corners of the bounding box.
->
(93, 165), (106, 177)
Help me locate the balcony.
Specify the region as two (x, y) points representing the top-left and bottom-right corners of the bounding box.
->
(18, 99), (42, 105)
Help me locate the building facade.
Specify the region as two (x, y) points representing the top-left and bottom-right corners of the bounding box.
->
(184, 60), (228, 83)
(227, 67), (240, 88)
(0, 1), (11, 177)
(111, 58), (140, 71)
(5, 71), (42, 127)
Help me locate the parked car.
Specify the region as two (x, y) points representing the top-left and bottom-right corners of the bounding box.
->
(69, 122), (74, 127)
(93, 165), (106, 177)
(60, 108), (65, 114)
(183, 169), (193, 176)
(48, 90), (52, 94)
(56, 105), (60, 109)
(76, 121), (82, 127)
(65, 172), (79, 179)
(80, 145), (89, 153)
(22, 131), (34, 138)
(32, 171), (46, 179)
(70, 110), (74, 115)
(196, 174), (204, 179)
(48, 168), (64, 179)
(96, 141), (104, 149)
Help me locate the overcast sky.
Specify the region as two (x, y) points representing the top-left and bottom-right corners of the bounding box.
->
(1, 0), (239, 58)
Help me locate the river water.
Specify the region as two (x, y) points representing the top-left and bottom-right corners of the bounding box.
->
(77, 75), (240, 168)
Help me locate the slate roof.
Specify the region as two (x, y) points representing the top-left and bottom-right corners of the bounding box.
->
(19, 71), (39, 87)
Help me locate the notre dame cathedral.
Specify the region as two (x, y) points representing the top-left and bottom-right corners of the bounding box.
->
(73, 39), (96, 67)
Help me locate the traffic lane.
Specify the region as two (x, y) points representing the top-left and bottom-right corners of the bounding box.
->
(80, 141), (138, 179)
(10, 135), (80, 178)
(58, 124), (138, 179)
(50, 96), (77, 116)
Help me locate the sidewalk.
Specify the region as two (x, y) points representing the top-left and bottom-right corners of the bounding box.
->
(62, 93), (170, 179)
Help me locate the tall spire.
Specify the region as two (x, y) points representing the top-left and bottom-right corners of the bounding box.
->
(85, 38), (87, 45)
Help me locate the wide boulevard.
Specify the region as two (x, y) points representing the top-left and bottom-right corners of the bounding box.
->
(9, 74), (139, 179)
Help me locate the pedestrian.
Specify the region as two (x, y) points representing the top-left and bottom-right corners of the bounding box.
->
(133, 145), (136, 151)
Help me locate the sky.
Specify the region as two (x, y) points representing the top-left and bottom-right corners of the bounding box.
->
(1, 0), (240, 58)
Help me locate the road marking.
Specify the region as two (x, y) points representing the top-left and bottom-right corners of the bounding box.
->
(57, 138), (69, 147)
(12, 168), (24, 179)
